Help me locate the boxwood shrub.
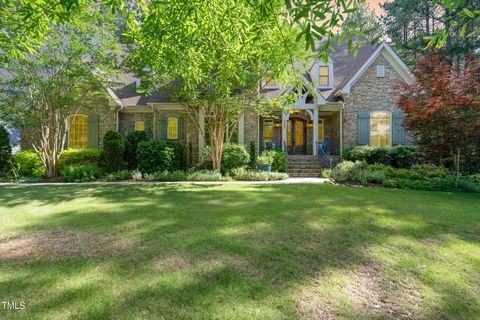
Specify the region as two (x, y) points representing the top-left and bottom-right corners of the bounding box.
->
(342, 145), (422, 168)
(11, 151), (45, 177)
(261, 149), (287, 172)
(221, 143), (250, 175)
(59, 148), (102, 171)
(137, 139), (184, 174)
(62, 163), (103, 182)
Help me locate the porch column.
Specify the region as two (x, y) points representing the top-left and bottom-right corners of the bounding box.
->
(281, 111), (288, 152)
(313, 108), (318, 155)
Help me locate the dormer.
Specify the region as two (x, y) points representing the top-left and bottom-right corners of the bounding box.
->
(263, 75), (280, 89)
(312, 57), (334, 89)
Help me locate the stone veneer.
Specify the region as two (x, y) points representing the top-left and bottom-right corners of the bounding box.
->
(342, 53), (415, 149)
(243, 107), (259, 153)
(21, 96), (116, 149)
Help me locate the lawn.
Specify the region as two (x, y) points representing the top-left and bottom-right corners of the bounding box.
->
(0, 184), (479, 320)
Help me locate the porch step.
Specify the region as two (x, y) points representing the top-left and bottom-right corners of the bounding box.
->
(287, 155), (323, 177)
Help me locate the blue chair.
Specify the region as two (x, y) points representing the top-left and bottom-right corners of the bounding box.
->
(318, 141), (329, 155)
(266, 142), (282, 151)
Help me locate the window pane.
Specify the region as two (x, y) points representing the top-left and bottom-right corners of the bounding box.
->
(319, 66), (329, 76)
(69, 114), (88, 149)
(167, 117), (178, 139)
(135, 121), (145, 131)
(370, 112), (391, 146)
(263, 120), (273, 146)
(265, 76), (276, 86)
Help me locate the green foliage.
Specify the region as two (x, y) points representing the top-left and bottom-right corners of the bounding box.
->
(342, 145), (423, 168)
(221, 143), (250, 175)
(0, 5), (120, 177)
(321, 169), (331, 178)
(137, 140), (184, 174)
(102, 131), (125, 173)
(261, 150), (286, 172)
(341, 1), (385, 44)
(330, 161), (368, 182)
(231, 167), (289, 181)
(256, 154), (274, 165)
(61, 163), (103, 182)
(59, 148), (102, 170)
(11, 151), (45, 177)
(332, 161), (478, 192)
(0, 125), (11, 172)
(186, 170), (229, 182)
(105, 170), (133, 182)
(146, 170), (186, 182)
(124, 131), (148, 170)
(249, 140), (257, 169)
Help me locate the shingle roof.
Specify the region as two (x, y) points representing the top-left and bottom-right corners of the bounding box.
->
(114, 40), (377, 106)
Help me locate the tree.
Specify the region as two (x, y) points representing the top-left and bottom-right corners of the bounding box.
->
(127, 0), (313, 170)
(0, 7), (119, 177)
(1, 0), (364, 63)
(0, 125), (12, 173)
(382, 0), (480, 67)
(397, 53), (480, 186)
(341, 1), (386, 44)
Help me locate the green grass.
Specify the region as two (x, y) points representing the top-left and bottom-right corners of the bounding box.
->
(0, 184), (479, 319)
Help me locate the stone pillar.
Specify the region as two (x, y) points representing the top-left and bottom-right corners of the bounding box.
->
(313, 108), (318, 155)
(281, 111), (289, 152)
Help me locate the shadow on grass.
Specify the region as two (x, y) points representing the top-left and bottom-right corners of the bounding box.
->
(0, 184), (479, 319)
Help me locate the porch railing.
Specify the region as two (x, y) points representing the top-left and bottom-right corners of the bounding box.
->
(316, 141), (334, 170)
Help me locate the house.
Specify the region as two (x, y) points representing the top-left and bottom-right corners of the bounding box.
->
(22, 40), (415, 174)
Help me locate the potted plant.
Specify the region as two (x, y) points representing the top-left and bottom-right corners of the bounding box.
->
(256, 154), (273, 172)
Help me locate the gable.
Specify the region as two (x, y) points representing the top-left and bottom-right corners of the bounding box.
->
(337, 42), (414, 96)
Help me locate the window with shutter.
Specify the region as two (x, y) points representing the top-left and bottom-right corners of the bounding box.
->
(167, 117), (178, 139)
(370, 111), (391, 146)
(69, 114), (89, 149)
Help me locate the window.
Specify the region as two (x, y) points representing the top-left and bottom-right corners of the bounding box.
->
(69, 114), (88, 149)
(263, 120), (274, 146)
(265, 76), (276, 86)
(167, 117), (178, 139)
(135, 121), (145, 132)
(370, 111), (391, 146)
(377, 65), (385, 78)
(319, 66), (329, 86)
(318, 119), (324, 142)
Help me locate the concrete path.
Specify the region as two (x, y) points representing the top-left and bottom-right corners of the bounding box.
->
(0, 177), (330, 186)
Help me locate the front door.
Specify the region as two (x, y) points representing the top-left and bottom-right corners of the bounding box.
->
(287, 118), (306, 155)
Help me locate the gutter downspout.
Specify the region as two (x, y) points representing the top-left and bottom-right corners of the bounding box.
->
(340, 103), (344, 159)
(115, 105), (124, 132)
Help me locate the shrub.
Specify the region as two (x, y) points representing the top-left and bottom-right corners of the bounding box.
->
(102, 131), (124, 173)
(321, 169), (331, 178)
(132, 170), (143, 181)
(262, 150), (287, 172)
(0, 125), (11, 173)
(124, 131), (148, 170)
(146, 170), (186, 181)
(186, 169), (229, 181)
(221, 143), (250, 175)
(342, 145), (422, 168)
(137, 139), (184, 174)
(256, 154), (273, 165)
(330, 161), (368, 182)
(414, 164), (451, 179)
(231, 167), (289, 181)
(62, 163), (102, 182)
(59, 148), (101, 171)
(363, 170), (386, 183)
(11, 151), (45, 177)
(105, 170), (132, 181)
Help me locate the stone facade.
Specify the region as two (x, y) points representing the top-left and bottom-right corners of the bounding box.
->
(243, 107), (259, 153)
(342, 53), (415, 149)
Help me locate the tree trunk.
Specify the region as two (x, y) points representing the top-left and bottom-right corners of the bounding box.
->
(454, 148), (461, 188)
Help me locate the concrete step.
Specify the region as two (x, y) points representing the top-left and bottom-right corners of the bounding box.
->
(288, 172), (322, 177)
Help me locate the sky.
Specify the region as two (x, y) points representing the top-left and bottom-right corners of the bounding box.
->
(366, 0), (386, 15)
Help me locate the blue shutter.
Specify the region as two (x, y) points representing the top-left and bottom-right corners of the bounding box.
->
(160, 116), (168, 140)
(88, 113), (99, 148)
(392, 110), (406, 145)
(178, 117), (184, 140)
(358, 110), (370, 145)
(144, 121), (151, 138)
